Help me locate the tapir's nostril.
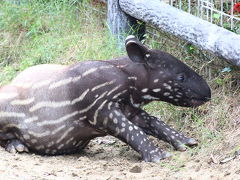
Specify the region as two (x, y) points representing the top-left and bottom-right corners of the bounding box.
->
(204, 96), (211, 101)
(204, 89), (211, 101)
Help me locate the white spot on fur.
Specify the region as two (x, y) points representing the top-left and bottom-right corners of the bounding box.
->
(141, 88), (148, 93)
(128, 76), (137, 80)
(153, 79), (159, 83)
(113, 118), (118, 124)
(153, 88), (161, 93)
(142, 95), (159, 100)
(114, 110), (121, 116)
(163, 83), (172, 90)
(103, 117), (108, 127)
(163, 92), (170, 96)
(145, 54), (150, 58)
(23, 134), (30, 140)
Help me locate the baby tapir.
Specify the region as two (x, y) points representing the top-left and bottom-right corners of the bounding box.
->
(0, 35), (211, 162)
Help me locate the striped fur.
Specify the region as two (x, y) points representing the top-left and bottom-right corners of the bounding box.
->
(0, 36), (211, 162)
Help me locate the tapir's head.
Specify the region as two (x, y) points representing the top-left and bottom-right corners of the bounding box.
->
(125, 35), (211, 107)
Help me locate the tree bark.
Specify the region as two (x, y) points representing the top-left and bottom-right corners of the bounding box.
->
(107, 0), (145, 48)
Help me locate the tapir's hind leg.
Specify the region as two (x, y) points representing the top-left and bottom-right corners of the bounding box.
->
(0, 133), (29, 153)
(5, 139), (29, 153)
(129, 109), (198, 151)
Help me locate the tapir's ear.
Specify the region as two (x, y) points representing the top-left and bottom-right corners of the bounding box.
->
(125, 35), (149, 63)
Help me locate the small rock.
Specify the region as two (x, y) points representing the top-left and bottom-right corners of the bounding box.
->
(72, 172), (78, 177)
(220, 156), (235, 164)
(235, 170), (240, 174)
(96, 138), (116, 145)
(235, 150), (240, 156)
(195, 165), (201, 172)
(210, 154), (218, 164)
(195, 159), (200, 163)
(129, 165), (142, 173)
(224, 172), (231, 176)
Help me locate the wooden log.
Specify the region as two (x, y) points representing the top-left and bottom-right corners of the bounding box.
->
(107, 0), (145, 48)
(119, 0), (240, 67)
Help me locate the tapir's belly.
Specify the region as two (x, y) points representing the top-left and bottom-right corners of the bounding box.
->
(13, 112), (105, 155)
(0, 62), (123, 155)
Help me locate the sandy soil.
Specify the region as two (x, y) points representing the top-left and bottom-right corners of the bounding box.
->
(0, 130), (239, 180)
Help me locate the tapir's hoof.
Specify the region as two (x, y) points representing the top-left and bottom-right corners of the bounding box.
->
(143, 151), (172, 163)
(187, 138), (198, 146)
(5, 140), (29, 153)
(175, 138), (198, 151)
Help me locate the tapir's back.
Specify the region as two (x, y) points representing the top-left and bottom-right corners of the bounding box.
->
(11, 64), (67, 85)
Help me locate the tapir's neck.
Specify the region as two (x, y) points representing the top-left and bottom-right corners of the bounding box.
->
(109, 57), (151, 107)
(109, 57), (149, 90)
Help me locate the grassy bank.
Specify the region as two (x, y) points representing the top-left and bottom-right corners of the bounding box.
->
(0, 0), (123, 84)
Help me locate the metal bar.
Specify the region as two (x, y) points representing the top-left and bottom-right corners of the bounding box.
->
(220, 0), (223, 26)
(197, 0), (200, 17)
(210, 0), (213, 23)
(231, 0), (234, 30)
(206, 1), (209, 21)
(188, 0), (191, 13)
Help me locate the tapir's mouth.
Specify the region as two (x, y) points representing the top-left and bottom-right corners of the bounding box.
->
(190, 97), (210, 107)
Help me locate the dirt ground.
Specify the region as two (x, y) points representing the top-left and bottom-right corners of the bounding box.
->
(0, 129), (239, 180)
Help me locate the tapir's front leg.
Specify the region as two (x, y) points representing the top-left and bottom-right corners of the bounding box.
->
(129, 109), (198, 151)
(90, 103), (170, 162)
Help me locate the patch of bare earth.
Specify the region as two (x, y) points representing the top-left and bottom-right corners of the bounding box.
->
(0, 127), (239, 180)
(0, 94), (239, 180)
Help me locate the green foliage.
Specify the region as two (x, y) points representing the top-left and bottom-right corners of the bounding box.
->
(0, 0), (123, 85)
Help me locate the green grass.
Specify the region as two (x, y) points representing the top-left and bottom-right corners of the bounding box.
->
(0, 0), (123, 85)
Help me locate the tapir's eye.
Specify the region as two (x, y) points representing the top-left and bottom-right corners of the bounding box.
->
(177, 73), (185, 82)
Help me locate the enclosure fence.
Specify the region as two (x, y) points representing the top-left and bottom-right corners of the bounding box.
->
(107, 0), (240, 67)
(166, 0), (240, 31)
